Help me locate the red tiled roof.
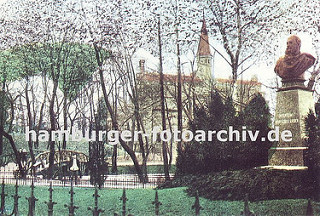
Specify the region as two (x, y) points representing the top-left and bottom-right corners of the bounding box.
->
(137, 72), (202, 84)
(137, 73), (261, 86)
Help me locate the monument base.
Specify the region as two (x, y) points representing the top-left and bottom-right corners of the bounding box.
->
(268, 79), (314, 167)
(268, 147), (308, 166)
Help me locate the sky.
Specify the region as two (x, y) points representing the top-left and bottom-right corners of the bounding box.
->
(135, 28), (316, 85)
(0, 0), (315, 85)
(0, 0), (317, 109)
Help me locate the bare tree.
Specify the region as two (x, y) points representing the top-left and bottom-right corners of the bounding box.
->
(157, 17), (170, 181)
(202, 0), (295, 94)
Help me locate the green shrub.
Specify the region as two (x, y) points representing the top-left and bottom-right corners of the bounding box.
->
(176, 92), (272, 176)
(179, 168), (313, 201)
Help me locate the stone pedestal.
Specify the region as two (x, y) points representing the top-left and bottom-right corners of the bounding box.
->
(268, 80), (314, 166)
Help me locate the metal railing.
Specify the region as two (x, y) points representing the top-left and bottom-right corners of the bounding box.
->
(0, 173), (173, 189)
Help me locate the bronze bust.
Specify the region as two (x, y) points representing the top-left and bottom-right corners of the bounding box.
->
(275, 35), (315, 82)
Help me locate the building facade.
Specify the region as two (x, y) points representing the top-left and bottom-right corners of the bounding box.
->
(132, 18), (262, 164)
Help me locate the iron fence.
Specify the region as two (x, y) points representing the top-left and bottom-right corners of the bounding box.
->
(0, 173), (173, 189)
(0, 181), (190, 216)
(0, 180), (314, 216)
(0, 167), (314, 216)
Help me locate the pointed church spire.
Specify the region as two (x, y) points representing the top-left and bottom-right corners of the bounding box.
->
(197, 12), (210, 57)
(196, 10), (213, 80)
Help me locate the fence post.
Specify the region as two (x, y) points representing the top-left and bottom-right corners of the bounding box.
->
(64, 181), (79, 216)
(241, 194), (254, 216)
(120, 188), (128, 216)
(45, 182), (57, 216)
(192, 190), (202, 216)
(88, 187), (104, 216)
(12, 180), (21, 216)
(306, 199), (314, 216)
(26, 180), (38, 216)
(152, 189), (162, 216)
(0, 180), (7, 214)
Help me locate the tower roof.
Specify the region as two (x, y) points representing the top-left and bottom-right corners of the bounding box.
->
(197, 18), (211, 57)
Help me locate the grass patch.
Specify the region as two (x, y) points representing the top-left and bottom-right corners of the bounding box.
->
(116, 165), (176, 174)
(1, 185), (319, 215)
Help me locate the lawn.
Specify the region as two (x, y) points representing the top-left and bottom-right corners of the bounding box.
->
(2, 185), (319, 216)
(116, 165), (176, 174)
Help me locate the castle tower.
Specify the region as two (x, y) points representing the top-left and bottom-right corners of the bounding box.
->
(196, 17), (212, 81)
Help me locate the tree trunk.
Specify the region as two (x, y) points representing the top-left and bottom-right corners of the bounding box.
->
(111, 145), (118, 174)
(25, 81), (36, 175)
(0, 127), (3, 156)
(36, 94), (46, 149)
(136, 116), (148, 182)
(158, 17), (170, 182)
(1, 129), (25, 178)
(0, 110), (3, 156)
(48, 81), (59, 179)
(0, 81), (5, 155)
(165, 101), (173, 168)
(93, 44), (146, 183)
(35, 75), (48, 149)
(176, 18), (183, 155)
(63, 92), (68, 149)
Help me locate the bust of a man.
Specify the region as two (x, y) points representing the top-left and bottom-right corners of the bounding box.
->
(275, 35), (315, 81)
